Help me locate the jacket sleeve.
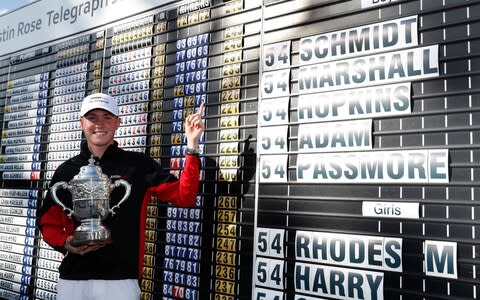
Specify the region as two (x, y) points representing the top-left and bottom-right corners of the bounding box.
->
(139, 154), (201, 277)
(144, 154), (201, 208)
(38, 163), (76, 254)
(39, 204), (75, 254)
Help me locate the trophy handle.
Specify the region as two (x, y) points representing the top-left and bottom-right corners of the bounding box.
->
(109, 179), (132, 216)
(50, 181), (74, 218)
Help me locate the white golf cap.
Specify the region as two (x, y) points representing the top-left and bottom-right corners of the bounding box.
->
(80, 93), (119, 117)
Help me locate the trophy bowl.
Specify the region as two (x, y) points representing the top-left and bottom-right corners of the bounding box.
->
(50, 156), (131, 246)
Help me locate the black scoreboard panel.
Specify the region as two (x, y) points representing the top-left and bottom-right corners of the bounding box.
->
(0, 0), (479, 299)
(255, 1), (480, 300)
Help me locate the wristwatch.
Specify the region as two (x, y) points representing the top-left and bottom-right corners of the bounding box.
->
(186, 147), (200, 155)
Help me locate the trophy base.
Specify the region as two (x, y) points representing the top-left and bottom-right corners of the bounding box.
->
(70, 236), (112, 247)
(70, 220), (112, 246)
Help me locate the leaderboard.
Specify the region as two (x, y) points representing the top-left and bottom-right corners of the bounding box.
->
(108, 16), (153, 153)
(251, 1), (469, 300)
(2, 4), (260, 300)
(212, 17), (245, 300)
(0, 51), (48, 299)
(0, 0), (259, 299)
(1, 64), (48, 181)
(0, 189), (37, 300)
(140, 2), (211, 299)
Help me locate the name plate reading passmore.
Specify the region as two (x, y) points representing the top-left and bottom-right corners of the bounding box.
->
(297, 149), (448, 184)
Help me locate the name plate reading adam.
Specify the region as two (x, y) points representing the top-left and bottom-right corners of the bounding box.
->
(362, 201), (419, 219)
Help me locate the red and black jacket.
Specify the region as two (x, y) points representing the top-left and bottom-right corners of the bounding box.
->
(38, 141), (200, 280)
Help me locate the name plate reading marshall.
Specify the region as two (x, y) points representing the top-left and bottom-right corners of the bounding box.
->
(298, 45), (438, 93)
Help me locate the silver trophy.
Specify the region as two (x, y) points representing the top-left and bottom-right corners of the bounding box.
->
(50, 156), (131, 246)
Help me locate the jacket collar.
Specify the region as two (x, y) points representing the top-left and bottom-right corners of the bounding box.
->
(79, 140), (120, 162)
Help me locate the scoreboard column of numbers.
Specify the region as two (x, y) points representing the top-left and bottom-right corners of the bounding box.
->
(92, 30), (105, 93)
(47, 35), (92, 180)
(212, 3), (245, 299)
(259, 41), (291, 183)
(162, 196), (203, 300)
(160, 2), (212, 299)
(140, 197), (159, 300)
(149, 14), (168, 164)
(109, 16), (154, 153)
(213, 196), (238, 300)
(35, 240), (64, 299)
(170, 30), (209, 176)
(0, 189), (37, 300)
(216, 0), (244, 180)
(254, 228), (286, 300)
(172, 0), (211, 168)
(218, 23), (244, 183)
(2, 68), (48, 181)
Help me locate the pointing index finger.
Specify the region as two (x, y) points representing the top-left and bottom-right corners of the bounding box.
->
(198, 102), (205, 117)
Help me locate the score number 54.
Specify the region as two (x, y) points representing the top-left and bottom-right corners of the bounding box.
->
(260, 155), (287, 182)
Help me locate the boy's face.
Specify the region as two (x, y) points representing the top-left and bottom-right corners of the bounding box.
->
(80, 109), (120, 148)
